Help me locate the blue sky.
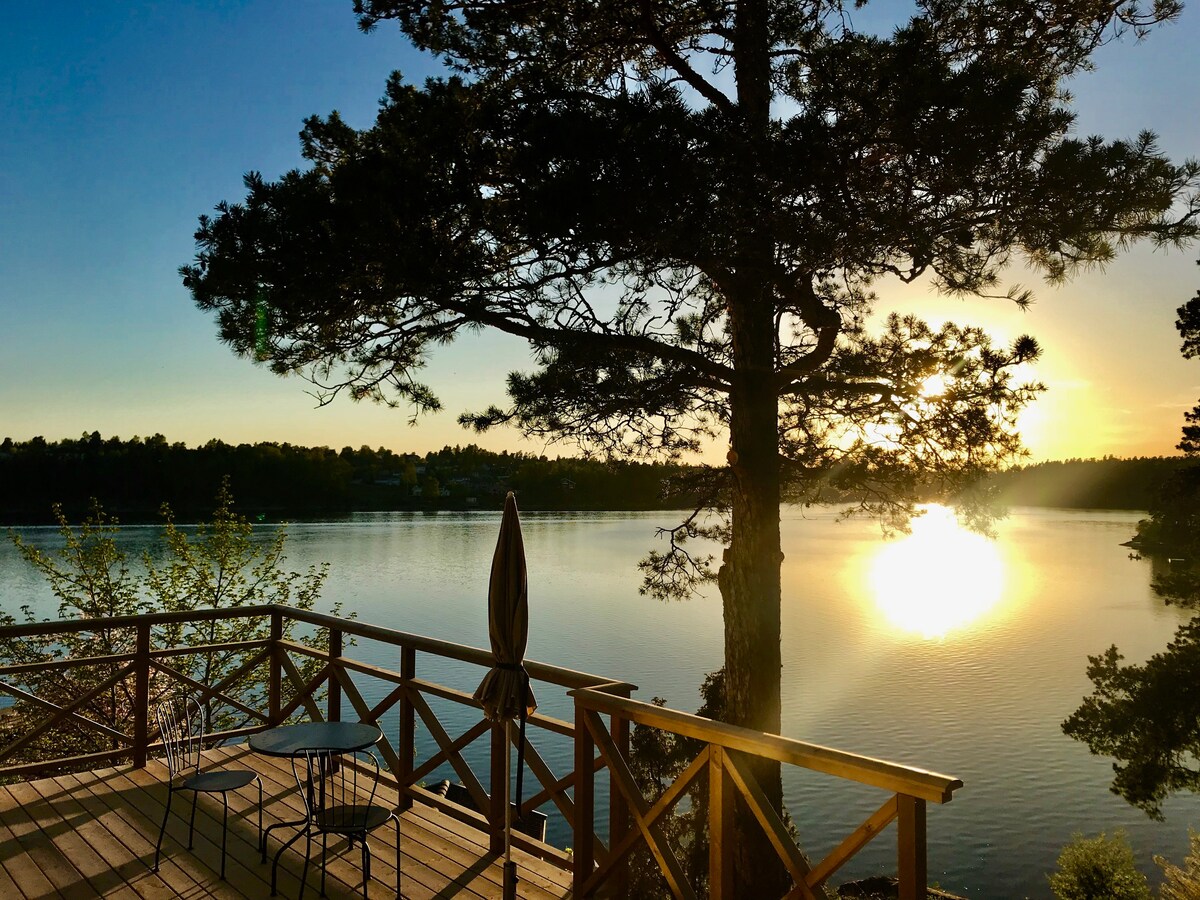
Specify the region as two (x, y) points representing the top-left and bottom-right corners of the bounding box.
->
(3, 1), (1199, 462)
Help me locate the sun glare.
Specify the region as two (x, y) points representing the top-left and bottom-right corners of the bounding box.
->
(919, 373), (950, 397)
(868, 505), (1004, 639)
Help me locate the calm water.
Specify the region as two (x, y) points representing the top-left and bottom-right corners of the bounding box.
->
(2, 506), (1196, 898)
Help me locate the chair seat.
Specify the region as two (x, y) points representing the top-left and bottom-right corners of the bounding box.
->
(182, 769), (258, 793)
(316, 804), (393, 834)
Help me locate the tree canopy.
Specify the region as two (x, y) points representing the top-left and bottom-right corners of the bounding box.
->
(184, 1), (1199, 892)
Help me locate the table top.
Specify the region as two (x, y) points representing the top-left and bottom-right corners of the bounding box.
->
(248, 721), (382, 757)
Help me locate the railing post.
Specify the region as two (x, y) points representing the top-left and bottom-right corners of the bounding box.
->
(897, 794), (927, 900)
(133, 621), (150, 768)
(490, 716), (507, 855)
(609, 689), (631, 899)
(572, 696), (596, 897)
(328, 627), (343, 723)
(398, 646), (415, 811)
(268, 609), (282, 726)
(708, 746), (734, 900)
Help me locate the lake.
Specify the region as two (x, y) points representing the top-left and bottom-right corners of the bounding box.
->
(2, 505), (1196, 898)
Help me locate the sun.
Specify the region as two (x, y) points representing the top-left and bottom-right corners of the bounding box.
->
(919, 373), (950, 398)
(868, 505), (1005, 639)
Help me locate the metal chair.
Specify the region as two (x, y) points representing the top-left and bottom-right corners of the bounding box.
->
(281, 748), (400, 899)
(152, 694), (263, 879)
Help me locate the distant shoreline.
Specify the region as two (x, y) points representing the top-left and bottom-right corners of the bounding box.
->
(0, 433), (1187, 526)
(0, 499), (1151, 529)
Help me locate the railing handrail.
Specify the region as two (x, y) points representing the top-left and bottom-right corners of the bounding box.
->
(571, 687), (962, 804)
(0, 604), (275, 637)
(0, 605), (637, 693)
(283, 606), (637, 692)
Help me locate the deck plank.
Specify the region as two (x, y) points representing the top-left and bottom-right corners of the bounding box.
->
(0, 790), (56, 900)
(0, 744), (573, 899)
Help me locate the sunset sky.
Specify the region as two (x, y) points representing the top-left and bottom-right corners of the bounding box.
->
(3, 1), (1199, 464)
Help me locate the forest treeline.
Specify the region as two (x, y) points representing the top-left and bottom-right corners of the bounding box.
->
(0, 433), (699, 522)
(0, 433), (1190, 523)
(989, 455), (1192, 511)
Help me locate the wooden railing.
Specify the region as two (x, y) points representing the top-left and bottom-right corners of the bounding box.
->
(571, 689), (961, 900)
(0, 606), (961, 899)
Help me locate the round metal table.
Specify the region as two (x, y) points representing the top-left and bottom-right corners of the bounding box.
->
(249, 721), (382, 757)
(250, 720), (384, 887)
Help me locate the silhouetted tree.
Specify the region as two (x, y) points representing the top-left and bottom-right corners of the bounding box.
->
(1064, 259), (1200, 818)
(184, 2), (1199, 891)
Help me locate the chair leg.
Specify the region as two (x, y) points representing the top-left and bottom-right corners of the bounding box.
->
(187, 791), (198, 850)
(272, 827), (306, 896)
(320, 831), (328, 897)
(220, 793), (229, 880)
(400, 820), (410, 897)
(298, 829), (312, 900)
(361, 835), (371, 900)
(152, 787), (173, 872)
(257, 778), (264, 862)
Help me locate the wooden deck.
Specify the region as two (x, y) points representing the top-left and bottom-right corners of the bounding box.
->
(0, 744), (572, 900)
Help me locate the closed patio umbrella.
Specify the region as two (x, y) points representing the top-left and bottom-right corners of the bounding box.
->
(473, 491), (537, 900)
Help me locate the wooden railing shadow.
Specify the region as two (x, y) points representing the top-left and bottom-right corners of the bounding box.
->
(0, 605), (962, 899)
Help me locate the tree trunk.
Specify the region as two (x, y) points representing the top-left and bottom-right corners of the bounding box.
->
(717, 285), (788, 897)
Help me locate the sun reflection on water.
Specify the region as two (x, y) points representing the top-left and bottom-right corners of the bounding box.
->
(868, 505), (1005, 639)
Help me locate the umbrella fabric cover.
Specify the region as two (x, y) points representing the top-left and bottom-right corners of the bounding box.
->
(474, 491), (537, 721)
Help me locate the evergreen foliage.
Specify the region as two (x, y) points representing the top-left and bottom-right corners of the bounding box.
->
(182, 3), (1199, 890)
(0, 434), (704, 520)
(991, 456), (1191, 511)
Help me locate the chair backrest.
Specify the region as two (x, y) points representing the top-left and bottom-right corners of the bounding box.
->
(155, 694), (204, 779)
(293, 749), (382, 830)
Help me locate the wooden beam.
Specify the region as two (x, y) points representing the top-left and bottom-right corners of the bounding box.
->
(268, 609), (282, 725)
(0, 653), (134, 677)
(572, 689), (961, 804)
(409, 718), (491, 785)
(709, 746), (734, 900)
(398, 646), (416, 812)
(722, 749), (816, 899)
(0, 666), (134, 761)
(332, 666), (402, 782)
(806, 795), (898, 889)
(408, 687), (491, 814)
(584, 709), (697, 900)
(897, 794), (927, 900)
(592, 747), (708, 890)
(328, 628), (343, 723)
(147, 658), (266, 724)
(132, 623), (150, 768)
(148, 638), (269, 660)
(573, 700), (596, 897)
(517, 733), (575, 823)
(278, 653), (325, 723)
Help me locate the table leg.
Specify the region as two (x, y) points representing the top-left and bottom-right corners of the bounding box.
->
(262, 815), (308, 862)
(271, 824), (310, 895)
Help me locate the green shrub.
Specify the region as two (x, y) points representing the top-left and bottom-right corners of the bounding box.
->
(1048, 831), (1151, 900)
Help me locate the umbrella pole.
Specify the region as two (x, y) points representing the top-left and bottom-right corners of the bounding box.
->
(504, 718), (517, 900)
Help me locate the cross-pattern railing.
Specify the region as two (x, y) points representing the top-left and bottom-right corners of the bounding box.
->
(570, 688), (962, 900)
(0, 605), (961, 898)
